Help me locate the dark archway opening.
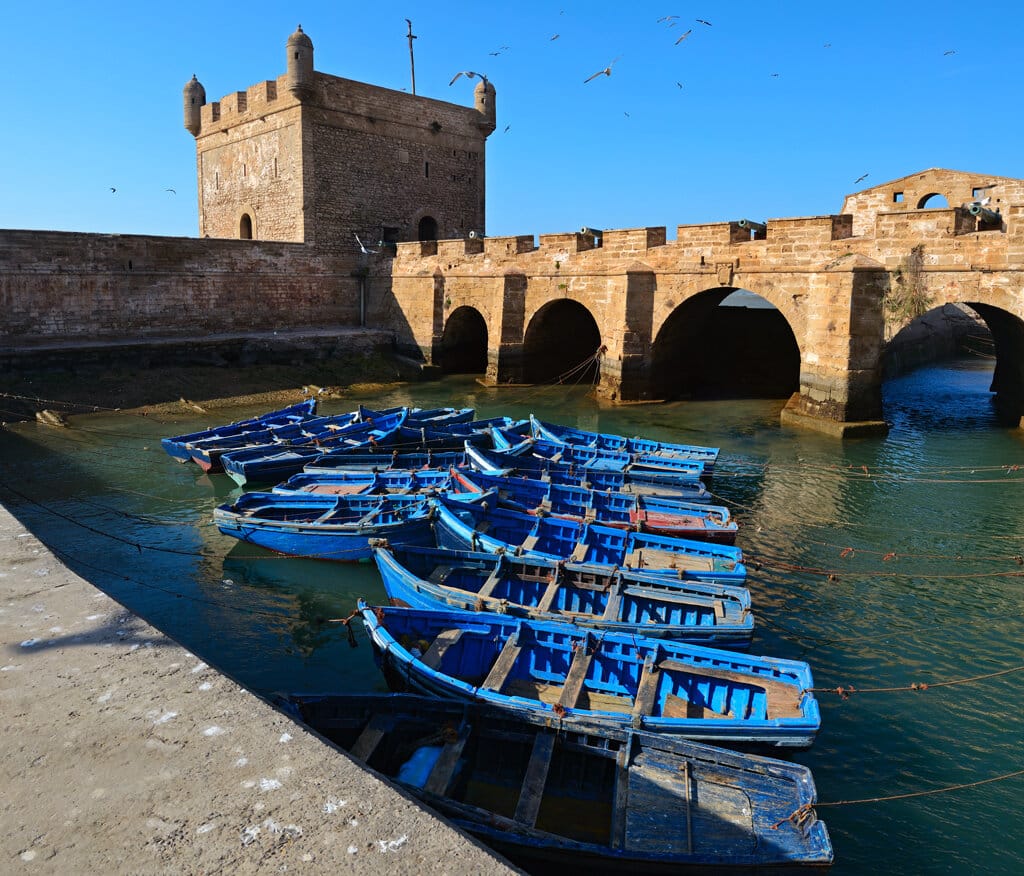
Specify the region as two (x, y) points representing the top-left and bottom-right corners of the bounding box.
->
(439, 306), (488, 374)
(523, 300), (601, 384)
(418, 216), (438, 241)
(651, 288), (799, 400)
(882, 304), (992, 380)
(239, 214), (253, 239)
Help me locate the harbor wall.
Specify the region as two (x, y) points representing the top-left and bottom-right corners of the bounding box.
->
(0, 230), (361, 345)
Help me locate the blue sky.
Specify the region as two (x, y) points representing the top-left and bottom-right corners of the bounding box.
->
(2, 2), (1021, 240)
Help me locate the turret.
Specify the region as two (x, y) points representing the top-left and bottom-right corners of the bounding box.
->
(286, 24), (315, 101)
(474, 78), (496, 135)
(183, 74), (206, 136)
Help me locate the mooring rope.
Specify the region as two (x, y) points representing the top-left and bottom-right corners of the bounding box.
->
(805, 663), (1024, 698)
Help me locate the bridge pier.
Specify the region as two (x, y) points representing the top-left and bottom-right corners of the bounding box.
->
(483, 273), (528, 386)
(780, 262), (889, 437)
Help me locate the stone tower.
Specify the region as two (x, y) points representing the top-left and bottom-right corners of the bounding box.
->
(183, 26), (495, 252)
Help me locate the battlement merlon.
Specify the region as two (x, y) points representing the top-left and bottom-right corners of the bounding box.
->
(188, 71), (493, 141)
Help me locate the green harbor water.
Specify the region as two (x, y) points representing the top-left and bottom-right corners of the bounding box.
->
(2, 358), (1022, 874)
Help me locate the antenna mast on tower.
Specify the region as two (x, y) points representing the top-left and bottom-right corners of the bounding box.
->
(405, 19), (417, 95)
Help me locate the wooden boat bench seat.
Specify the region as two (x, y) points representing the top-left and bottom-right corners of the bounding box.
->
(423, 734), (468, 796)
(520, 535), (540, 552)
(627, 548), (714, 572)
(476, 567), (503, 599)
(349, 714), (393, 761)
(427, 565), (455, 585)
(420, 628), (465, 670)
(535, 580), (561, 613)
(569, 542), (590, 562)
(657, 660), (803, 720)
(504, 679), (634, 714)
(481, 634), (522, 692)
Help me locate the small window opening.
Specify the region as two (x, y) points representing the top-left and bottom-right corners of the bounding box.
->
(893, 192), (904, 203)
(424, 161), (430, 178)
(242, 164), (247, 178)
(240, 214), (253, 239)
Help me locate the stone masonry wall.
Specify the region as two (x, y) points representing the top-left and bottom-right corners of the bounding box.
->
(0, 230), (360, 344)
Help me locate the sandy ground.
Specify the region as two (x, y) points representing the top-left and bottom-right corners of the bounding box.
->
(0, 504), (520, 875)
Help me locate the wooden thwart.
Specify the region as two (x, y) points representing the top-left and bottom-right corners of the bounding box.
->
(482, 633), (522, 692)
(423, 735), (468, 796)
(421, 628), (465, 669)
(513, 731), (556, 826)
(558, 647), (594, 708)
(349, 714), (391, 761)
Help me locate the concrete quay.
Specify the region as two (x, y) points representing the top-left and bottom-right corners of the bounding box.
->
(0, 503), (520, 874)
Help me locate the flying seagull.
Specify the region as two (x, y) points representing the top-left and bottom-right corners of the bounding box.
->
(504, 125), (511, 133)
(165, 188), (176, 194)
(696, 19), (712, 26)
(854, 173), (869, 184)
(657, 15), (679, 23)
(584, 56), (622, 83)
(550, 34), (560, 41)
(109, 187), (116, 193)
(449, 70), (487, 86)
(675, 29), (692, 44)
(354, 234), (380, 255)
(943, 49), (956, 55)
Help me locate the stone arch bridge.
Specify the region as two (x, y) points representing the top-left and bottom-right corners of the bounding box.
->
(375, 168), (1024, 437)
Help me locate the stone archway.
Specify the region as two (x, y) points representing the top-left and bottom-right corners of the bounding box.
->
(239, 213), (253, 239)
(650, 287), (800, 400)
(885, 302), (1024, 422)
(522, 299), (602, 385)
(438, 306), (488, 373)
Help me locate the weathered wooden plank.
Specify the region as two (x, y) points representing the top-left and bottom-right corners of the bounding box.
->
(420, 627), (464, 670)
(423, 735), (468, 796)
(569, 541), (590, 562)
(481, 632), (521, 692)
(631, 656), (660, 721)
(657, 661), (802, 720)
(512, 731), (556, 826)
(558, 646), (594, 708)
(349, 714), (391, 761)
(521, 534), (540, 551)
(476, 567), (503, 599)
(601, 584), (623, 622)
(535, 579), (561, 613)
(620, 585), (720, 608)
(610, 743), (631, 850)
(427, 564), (454, 584)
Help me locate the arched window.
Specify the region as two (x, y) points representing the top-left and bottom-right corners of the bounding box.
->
(239, 214), (253, 239)
(418, 216), (438, 241)
(916, 193), (949, 209)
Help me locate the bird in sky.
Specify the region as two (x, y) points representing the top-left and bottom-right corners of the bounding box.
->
(696, 19), (712, 26)
(657, 15), (679, 23)
(676, 81), (684, 88)
(943, 49), (956, 55)
(504, 125), (511, 133)
(449, 70), (486, 86)
(489, 45), (510, 56)
(354, 234), (380, 255)
(823, 42), (831, 48)
(550, 34), (560, 41)
(675, 29), (692, 44)
(584, 57), (622, 83)
(109, 187), (116, 193)
(770, 72), (780, 78)
(165, 188), (176, 194)
(854, 173), (869, 184)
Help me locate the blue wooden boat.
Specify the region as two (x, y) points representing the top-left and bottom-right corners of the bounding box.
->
(161, 398), (318, 463)
(491, 429), (707, 482)
(212, 492), (435, 560)
(283, 693), (833, 871)
(272, 467), (455, 496)
(303, 449), (474, 475)
(447, 468), (738, 543)
(372, 542), (754, 648)
(432, 493), (746, 585)
(185, 405), (409, 472)
(529, 415), (720, 475)
(358, 603), (820, 749)
(465, 444), (714, 502)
